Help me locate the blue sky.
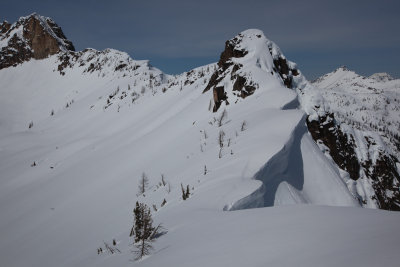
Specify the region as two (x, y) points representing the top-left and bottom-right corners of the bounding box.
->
(2, 0), (399, 79)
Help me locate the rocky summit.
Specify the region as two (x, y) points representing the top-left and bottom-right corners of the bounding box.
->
(0, 13), (399, 267)
(0, 13), (74, 69)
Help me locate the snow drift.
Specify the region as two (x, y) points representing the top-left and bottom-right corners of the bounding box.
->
(0, 14), (399, 267)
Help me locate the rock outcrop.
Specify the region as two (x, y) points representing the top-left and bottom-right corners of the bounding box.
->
(0, 13), (74, 69)
(309, 67), (400, 210)
(203, 30), (299, 112)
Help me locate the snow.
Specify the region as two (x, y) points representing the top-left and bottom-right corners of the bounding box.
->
(369, 72), (395, 82)
(0, 27), (398, 267)
(131, 206), (400, 267)
(310, 66), (400, 208)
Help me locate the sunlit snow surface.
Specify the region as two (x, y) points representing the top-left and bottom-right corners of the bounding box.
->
(0, 30), (398, 267)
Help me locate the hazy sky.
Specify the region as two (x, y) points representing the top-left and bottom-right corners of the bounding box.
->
(2, 0), (399, 79)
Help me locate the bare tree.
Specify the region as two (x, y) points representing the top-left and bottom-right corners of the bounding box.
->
(181, 183), (190, 200)
(138, 172), (149, 194)
(167, 183), (171, 193)
(218, 130), (225, 148)
(103, 241), (121, 254)
(241, 120), (247, 131)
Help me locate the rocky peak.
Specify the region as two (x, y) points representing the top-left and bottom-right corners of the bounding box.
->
(336, 65), (348, 71)
(0, 21), (11, 35)
(0, 13), (74, 69)
(203, 29), (299, 112)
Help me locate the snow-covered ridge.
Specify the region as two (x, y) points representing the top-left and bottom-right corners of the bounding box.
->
(312, 66), (400, 156)
(309, 67), (400, 209)
(369, 72), (395, 82)
(57, 48), (166, 78)
(0, 14), (399, 267)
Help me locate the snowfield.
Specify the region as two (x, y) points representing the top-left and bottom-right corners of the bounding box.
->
(0, 23), (399, 267)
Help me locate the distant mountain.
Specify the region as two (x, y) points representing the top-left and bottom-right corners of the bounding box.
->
(0, 13), (399, 267)
(310, 66), (400, 209)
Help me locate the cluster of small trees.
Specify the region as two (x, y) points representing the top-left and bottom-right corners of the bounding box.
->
(65, 99), (74, 108)
(97, 239), (120, 255)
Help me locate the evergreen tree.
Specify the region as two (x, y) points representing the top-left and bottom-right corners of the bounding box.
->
(131, 201), (157, 260)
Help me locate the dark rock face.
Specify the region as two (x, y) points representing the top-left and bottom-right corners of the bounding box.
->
(203, 34), (248, 112)
(362, 152), (400, 211)
(23, 16), (74, 59)
(217, 36), (248, 70)
(307, 113), (400, 211)
(0, 14), (74, 69)
(203, 32), (299, 112)
(273, 57), (297, 88)
(0, 21), (11, 34)
(0, 34), (34, 69)
(213, 86), (228, 111)
(269, 46), (299, 89)
(306, 114), (360, 180)
(232, 74), (257, 99)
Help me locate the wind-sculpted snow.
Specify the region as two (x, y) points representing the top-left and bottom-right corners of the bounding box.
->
(0, 15), (398, 266)
(230, 115), (358, 210)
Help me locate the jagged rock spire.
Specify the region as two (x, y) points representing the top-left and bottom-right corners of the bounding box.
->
(0, 13), (74, 69)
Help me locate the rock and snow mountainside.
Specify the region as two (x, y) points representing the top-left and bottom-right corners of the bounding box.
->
(310, 67), (400, 210)
(0, 13), (74, 69)
(0, 14), (399, 267)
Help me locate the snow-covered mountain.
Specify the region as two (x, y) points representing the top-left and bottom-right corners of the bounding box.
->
(0, 14), (399, 267)
(0, 13), (74, 69)
(310, 67), (400, 210)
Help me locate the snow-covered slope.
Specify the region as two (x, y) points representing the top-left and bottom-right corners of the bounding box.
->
(0, 14), (399, 267)
(202, 29), (358, 209)
(312, 67), (400, 153)
(308, 67), (400, 210)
